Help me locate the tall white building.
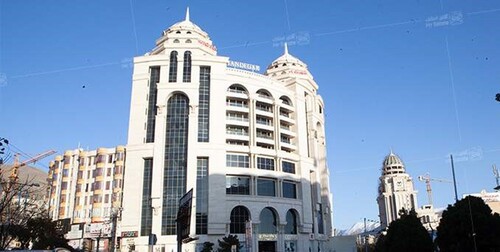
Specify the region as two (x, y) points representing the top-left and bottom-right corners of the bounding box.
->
(377, 151), (418, 229)
(121, 8), (332, 252)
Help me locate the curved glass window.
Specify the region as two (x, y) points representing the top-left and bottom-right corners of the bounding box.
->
(161, 94), (189, 235)
(230, 206), (250, 233)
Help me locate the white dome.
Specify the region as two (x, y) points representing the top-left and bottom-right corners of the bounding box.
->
(269, 43), (307, 68)
(381, 151), (406, 175)
(163, 7), (209, 38)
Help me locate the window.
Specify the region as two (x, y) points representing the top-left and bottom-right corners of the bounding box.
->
(106, 181), (110, 190)
(227, 84), (248, 94)
(283, 181), (297, 199)
(226, 176), (250, 195)
(226, 126), (248, 136)
(256, 129), (273, 139)
(257, 178), (276, 196)
(226, 140), (249, 146)
(230, 206), (250, 234)
(256, 89), (273, 99)
(168, 51), (178, 82)
(256, 102), (272, 112)
(226, 154), (249, 168)
(183, 51), (192, 82)
(257, 157), (275, 170)
(198, 66), (210, 142)
(96, 154), (106, 163)
(256, 115), (272, 126)
(61, 182), (68, 190)
(141, 158), (153, 236)
(259, 207), (277, 233)
(115, 165), (123, 174)
(226, 98), (248, 108)
(93, 195), (102, 203)
(281, 135), (291, 144)
(146, 66), (160, 143)
(162, 94), (189, 235)
(196, 158), (209, 234)
(93, 168), (103, 177)
(116, 152), (125, 161)
(93, 181), (102, 190)
(284, 210), (298, 234)
(280, 96), (292, 106)
(104, 194), (109, 203)
(226, 112), (248, 122)
(280, 109), (290, 118)
(282, 161), (296, 174)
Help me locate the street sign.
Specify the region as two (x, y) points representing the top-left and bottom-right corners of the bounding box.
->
(176, 189), (193, 242)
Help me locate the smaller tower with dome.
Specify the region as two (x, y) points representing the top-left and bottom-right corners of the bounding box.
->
(377, 151), (418, 229)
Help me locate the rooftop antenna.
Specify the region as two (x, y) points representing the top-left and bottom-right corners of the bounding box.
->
(185, 7), (190, 21)
(493, 164), (500, 191)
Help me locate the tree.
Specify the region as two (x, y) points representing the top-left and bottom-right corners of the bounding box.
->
(217, 234), (242, 252)
(375, 209), (433, 252)
(201, 241), (215, 252)
(0, 176), (46, 249)
(436, 196), (500, 252)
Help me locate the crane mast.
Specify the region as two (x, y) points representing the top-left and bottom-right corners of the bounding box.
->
(8, 150), (56, 183)
(418, 173), (452, 206)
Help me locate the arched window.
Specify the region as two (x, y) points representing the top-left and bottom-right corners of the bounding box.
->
(183, 51), (192, 83)
(280, 96), (292, 106)
(230, 206), (250, 233)
(162, 93), (189, 235)
(256, 89), (273, 99)
(169, 51), (178, 82)
(227, 84), (248, 95)
(284, 209), (298, 234)
(259, 207), (277, 234)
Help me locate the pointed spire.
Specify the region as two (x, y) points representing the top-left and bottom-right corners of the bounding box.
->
(284, 42), (289, 55)
(390, 147), (394, 155)
(185, 7), (190, 22)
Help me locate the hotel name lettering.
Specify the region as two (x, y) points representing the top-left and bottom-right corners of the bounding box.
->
(227, 61), (261, 72)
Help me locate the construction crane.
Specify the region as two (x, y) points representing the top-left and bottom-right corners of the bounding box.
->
(493, 165), (500, 191)
(418, 173), (452, 206)
(8, 150), (56, 183)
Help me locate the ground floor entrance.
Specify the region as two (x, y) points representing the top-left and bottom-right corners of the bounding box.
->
(258, 241), (276, 252)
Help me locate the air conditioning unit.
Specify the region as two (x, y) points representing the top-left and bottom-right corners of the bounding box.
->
(309, 233), (315, 240)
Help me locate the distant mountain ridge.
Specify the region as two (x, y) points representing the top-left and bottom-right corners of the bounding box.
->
(337, 221), (381, 236)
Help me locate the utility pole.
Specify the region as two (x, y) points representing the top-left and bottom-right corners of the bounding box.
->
(96, 229), (102, 252)
(450, 155), (459, 202)
(364, 218), (368, 252)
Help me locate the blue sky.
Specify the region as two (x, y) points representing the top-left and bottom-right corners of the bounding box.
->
(1, 0), (500, 231)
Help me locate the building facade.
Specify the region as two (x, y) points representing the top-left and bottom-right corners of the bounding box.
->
(377, 151), (418, 229)
(120, 9), (332, 252)
(47, 146), (126, 250)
